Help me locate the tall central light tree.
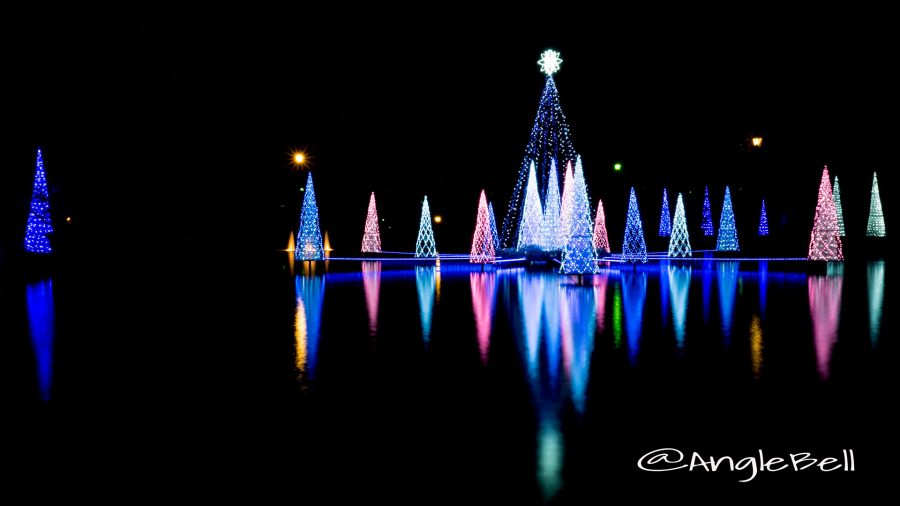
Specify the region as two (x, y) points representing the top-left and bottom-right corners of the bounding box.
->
(701, 185), (714, 237)
(416, 196), (438, 258)
(295, 171), (325, 261)
(658, 187), (671, 237)
(361, 192), (382, 253)
(622, 188), (648, 263)
(667, 193), (691, 257)
(517, 162), (543, 249)
(832, 176), (845, 236)
(867, 172), (886, 237)
(24, 148), (53, 254)
(500, 50), (577, 249)
(592, 199), (610, 254)
(471, 190), (496, 264)
(560, 157), (597, 274)
(716, 186), (739, 251)
(541, 160), (563, 250)
(808, 166), (843, 261)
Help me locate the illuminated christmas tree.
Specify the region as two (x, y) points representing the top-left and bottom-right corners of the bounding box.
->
(622, 188), (647, 263)
(517, 162), (543, 249)
(295, 171), (325, 261)
(416, 196), (438, 258)
(758, 199), (769, 236)
(24, 148), (53, 254)
(701, 185), (714, 236)
(667, 193), (691, 257)
(559, 159), (576, 246)
(832, 176), (845, 236)
(808, 166), (843, 261)
(592, 199), (610, 254)
(500, 50), (577, 248)
(716, 186), (739, 251)
(560, 157), (597, 274)
(541, 159), (563, 250)
(471, 190), (496, 263)
(488, 201), (500, 251)
(867, 172), (885, 237)
(658, 187), (671, 237)
(361, 192), (382, 253)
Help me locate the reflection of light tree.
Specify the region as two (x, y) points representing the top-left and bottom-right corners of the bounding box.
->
(470, 272), (497, 364)
(26, 278), (55, 400)
(416, 267), (436, 344)
(867, 261), (885, 347)
(668, 265), (692, 350)
(808, 270), (843, 380)
(362, 262), (381, 336)
(295, 274), (325, 382)
(622, 271), (648, 365)
(718, 262), (738, 342)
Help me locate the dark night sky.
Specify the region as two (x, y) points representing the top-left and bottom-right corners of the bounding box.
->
(3, 12), (898, 263)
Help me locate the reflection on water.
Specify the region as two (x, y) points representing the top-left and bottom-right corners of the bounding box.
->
(416, 267), (437, 344)
(470, 272), (496, 364)
(750, 315), (763, 379)
(543, 281), (561, 391)
(718, 262), (738, 342)
(537, 420), (563, 501)
(868, 261), (885, 347)
(668, 265), (691, 350)
(362, 262), (381, 336)
(808, 267), (843, 380)
(561, 284), (597, 413)
(611, 283), (623, 349)
(295, 275), (325, 381)
(593, 273), (608, 334)
(518, 275), (544, 380)
(758, 261), (768, 318)
(622, 271), (647, 365)
(659, 263), (669, 328)
(702, 262), (713, 323)
(26, 278), (55, 401)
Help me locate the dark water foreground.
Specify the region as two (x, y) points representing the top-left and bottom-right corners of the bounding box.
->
(2, 256), (895, 502)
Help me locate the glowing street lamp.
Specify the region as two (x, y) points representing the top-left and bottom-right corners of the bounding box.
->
(293, 152), (306, 165)
(434, 215), (443, 224)
(751, 137), (763, 148)
(614, 163), (623, 172)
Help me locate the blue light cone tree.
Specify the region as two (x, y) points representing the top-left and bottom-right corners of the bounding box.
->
(701, 186), (714, 237)
(541, 160), (563, 250)
(658, 187), (671, 237)
(295, 172), (325, 260)
(832, 177), (845, 236)
(758, 199), (769, 236)
(667, 194), (691, 257)
(716, 186), (739, 251)
(517, 162), (543, 249)
(622, 188), (648, 263)
(488, 201), (500, 251)
(560, 158), (597, 274)
(500, 52), (577, 249)
(559, 158), (576, 246)
(25, 148), (53, 254)
(416, 196), (438, 258)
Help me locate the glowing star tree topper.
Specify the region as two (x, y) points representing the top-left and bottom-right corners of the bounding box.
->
(24, 148), (53, 254)
(538, 49), (563, 75)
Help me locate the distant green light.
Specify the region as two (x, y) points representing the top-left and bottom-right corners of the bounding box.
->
(614, 163), (622, 172)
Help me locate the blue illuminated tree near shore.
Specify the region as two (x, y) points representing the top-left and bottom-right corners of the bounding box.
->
(25, 148), (53, 254)
(622, 188), (647, 263)
(716, 186), (739, 251)
(295, 171), (325, 261)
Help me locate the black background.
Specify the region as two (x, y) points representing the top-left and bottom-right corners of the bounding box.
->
(2, 9), (897, 502)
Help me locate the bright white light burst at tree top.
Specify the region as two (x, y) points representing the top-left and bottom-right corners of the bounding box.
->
(538, 49), (562, 75)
